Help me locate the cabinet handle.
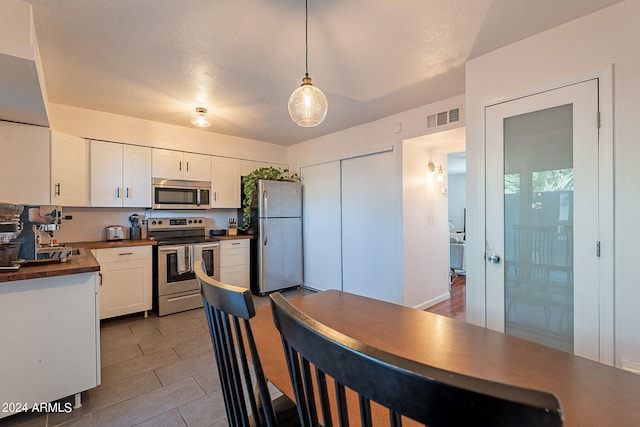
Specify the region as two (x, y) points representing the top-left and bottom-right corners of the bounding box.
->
(116, 187), (120, 199)
(98, 272), (103, 286)
(55, 182), (61, 196)
(126, 187), (131, 199)
(232, 242), (240, 245)
(179, 161), (182, 171)
(214, 191), (217, 201)
(186, 161), (190, 172)
(119, 252), (134, 256)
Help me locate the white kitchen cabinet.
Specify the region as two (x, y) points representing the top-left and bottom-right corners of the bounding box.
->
(51, 130), (88, 206)
(152, 148), (211, 181)
(93, 245), (152, 319)
(0, 121), (50, 205)
(90, 140), (152, 207)
(211, 156), (241, 208)
(220, 239), (250, 288)
(0, 272), (99, 419)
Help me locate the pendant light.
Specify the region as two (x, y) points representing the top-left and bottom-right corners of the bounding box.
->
(288, 0), (328, 127)
(191, 107), (212, 128)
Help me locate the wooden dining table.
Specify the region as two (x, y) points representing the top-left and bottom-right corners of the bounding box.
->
(250, 289), (640, 426)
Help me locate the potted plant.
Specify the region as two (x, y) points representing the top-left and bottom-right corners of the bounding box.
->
(239, 166), (299, 232)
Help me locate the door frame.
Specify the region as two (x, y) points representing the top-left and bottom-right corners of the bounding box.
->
(470, 66), (614, 365)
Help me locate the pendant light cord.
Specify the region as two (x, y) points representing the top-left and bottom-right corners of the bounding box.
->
(305, 0), (309, 76)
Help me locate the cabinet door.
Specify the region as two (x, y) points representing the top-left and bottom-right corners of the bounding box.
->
(152, 148), (184, 179)
(96, 247), (152, 319)
(0, 121), (49, 205)
(211, 157), (240, 208)
(51, 130), (88, 206)
(90, 140), (123, 207)
(123, 145), (152, 207)
(184, 152), (211, 181)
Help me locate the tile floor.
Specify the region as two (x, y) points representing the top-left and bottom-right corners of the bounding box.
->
(0, 287), (314, 427)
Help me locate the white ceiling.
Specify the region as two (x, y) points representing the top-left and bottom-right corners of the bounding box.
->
(20, 0), (624, 146)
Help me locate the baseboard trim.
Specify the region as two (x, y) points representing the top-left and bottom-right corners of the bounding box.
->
(412, 292), (450, 311)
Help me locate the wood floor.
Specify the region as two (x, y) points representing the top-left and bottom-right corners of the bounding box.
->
(426, 275), (466, 321)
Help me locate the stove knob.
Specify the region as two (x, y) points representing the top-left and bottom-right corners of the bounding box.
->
(198, 219), (203, 223)
(188, 219), (193, 224)
(151, 220), (156, 225)
(158, 220), (163, 225)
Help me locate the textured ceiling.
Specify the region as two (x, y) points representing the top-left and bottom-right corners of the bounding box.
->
(22, 0), (624, 146)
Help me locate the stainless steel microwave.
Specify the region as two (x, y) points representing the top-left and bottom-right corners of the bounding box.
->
(152, 178), (211, 209)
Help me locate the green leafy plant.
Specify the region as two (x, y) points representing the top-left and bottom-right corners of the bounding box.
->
(239, 166), (299, 232)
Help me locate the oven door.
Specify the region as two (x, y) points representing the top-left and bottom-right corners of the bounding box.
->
(193, 242), (220, 282)
(157, 243), (220, 296)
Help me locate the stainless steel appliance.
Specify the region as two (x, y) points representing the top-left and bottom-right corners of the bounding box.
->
(106, 225), (125, 241)
(250, 180), (303, 295)
(149, 217), (220, 316)
(152, 178), (211, 210)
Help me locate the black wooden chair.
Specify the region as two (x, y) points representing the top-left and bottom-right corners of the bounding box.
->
(269, 292), (564, 427)
(195, 261), (299, 427)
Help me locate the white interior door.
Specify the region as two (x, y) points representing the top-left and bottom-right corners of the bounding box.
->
(485, 79), (601, 361)
(342, 150), (398, 303)
(300, 161), (342, 292)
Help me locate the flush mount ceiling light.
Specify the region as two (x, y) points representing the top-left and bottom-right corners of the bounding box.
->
(288, 0), (328, 127)
(191, 107), (212, 128)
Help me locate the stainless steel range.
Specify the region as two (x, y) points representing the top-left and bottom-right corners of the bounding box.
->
(149, 217), (220, 316)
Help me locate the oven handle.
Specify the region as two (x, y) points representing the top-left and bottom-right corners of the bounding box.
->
(159, 246), (183, 253)
(196, 243), (220, 249)
(196, 189), (201, 206)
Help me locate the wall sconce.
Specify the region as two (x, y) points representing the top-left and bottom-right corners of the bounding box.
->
(428, 160), (445, 182)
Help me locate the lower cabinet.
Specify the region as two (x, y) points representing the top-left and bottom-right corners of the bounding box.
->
(220, 239), (250, 288)
(0, 272), (99, 419)
(93, 246), (152, 319)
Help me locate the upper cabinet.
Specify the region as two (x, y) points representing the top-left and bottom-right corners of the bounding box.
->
(90, 140), (152, 207)
(0, 121), (50, 205)
(152, 148), (211, 181)
(51, 130), (88, 207)
(211, 157), (241, 208)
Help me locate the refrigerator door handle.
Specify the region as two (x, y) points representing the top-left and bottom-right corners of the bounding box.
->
(263, 190), (268, 246)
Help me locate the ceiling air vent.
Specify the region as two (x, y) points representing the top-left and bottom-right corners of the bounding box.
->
(426, 107), (462, 129)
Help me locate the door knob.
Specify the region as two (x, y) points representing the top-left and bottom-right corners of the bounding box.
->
(487, 253), (501, 264)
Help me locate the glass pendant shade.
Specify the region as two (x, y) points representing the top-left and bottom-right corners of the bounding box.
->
(191, 107), (211, 128)
(288, 74), (328, 127)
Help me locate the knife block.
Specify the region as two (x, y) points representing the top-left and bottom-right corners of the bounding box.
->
(228, 223), (237, 236)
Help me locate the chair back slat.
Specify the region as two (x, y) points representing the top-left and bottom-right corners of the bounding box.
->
(197, 261), (298, 427)
(270, 292), (563, 427)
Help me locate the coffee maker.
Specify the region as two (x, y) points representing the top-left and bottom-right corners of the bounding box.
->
(0, 203), (24, 270)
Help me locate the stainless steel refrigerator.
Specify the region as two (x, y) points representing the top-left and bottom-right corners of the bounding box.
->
(253, 179), (303, 294)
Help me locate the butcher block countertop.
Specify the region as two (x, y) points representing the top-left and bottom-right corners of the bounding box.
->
(0, 239), (157, 283)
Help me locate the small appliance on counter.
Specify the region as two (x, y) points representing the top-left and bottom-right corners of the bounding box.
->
(0, 203), (24, 270)
(129, 214), (141, 240)
(106, 225), (125, 241)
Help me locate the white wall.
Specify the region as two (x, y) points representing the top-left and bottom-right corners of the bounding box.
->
(402, 144), (450, 308)
(47, 103), (288, 164)
(287, 94), (464, 307)
(465, 0), (640, 368)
